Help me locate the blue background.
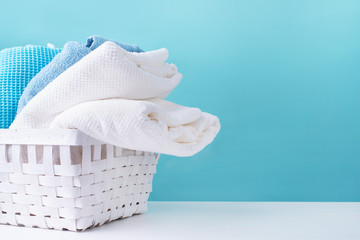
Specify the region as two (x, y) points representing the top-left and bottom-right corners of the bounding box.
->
(1, 0), (359, 201)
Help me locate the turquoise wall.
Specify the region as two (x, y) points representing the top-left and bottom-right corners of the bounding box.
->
(1, 0), (359, 201)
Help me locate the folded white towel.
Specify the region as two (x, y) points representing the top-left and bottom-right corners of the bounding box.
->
(11, 41), (182, 128)
(49, 98), (220, 156)
(11, 41), (220, 156)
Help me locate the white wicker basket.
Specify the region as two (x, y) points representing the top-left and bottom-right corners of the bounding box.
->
(0, 129), (159, 231)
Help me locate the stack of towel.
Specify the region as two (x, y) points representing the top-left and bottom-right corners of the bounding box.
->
(1, 36), (220, 156)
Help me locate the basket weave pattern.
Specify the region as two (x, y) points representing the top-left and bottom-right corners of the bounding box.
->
(0, 130), (158, 231)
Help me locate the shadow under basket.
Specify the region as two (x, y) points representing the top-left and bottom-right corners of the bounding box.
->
(0, 129), (159, 231)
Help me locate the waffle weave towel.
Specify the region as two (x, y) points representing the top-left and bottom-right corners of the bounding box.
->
(11, 41), (182, 128)
(0, 45), (61, 128)
(10, 41), (220, 156)
(50, 98), (220, 156)
(17, 36), (143, 114)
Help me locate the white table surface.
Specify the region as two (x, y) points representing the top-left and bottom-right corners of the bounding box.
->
(0, 202), (359, 240)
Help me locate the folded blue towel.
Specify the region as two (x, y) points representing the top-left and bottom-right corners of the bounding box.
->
(0, 45), (61, 128)
(16, 42), (91, 115)
(17, 36), (143, 114)
(86, 36), (143, 52)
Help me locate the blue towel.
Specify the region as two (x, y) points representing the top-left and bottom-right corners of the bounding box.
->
(16, 42), (91, 115)
(17, 36), (143, 114)
(0, 45), (61, 128)
(86, 35), (143, 52)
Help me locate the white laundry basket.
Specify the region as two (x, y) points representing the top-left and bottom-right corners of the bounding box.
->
(0, 129), (159, 231)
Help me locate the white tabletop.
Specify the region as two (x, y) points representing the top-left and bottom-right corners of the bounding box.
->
(1, 202), (359, 240)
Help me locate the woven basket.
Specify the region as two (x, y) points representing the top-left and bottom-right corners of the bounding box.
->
(0, 129), (159, 231)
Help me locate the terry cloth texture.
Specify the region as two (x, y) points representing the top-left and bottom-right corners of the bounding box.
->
(17, 36), (143, 114)
(0, 45), (61, 128)
(86, 35), (143, 52)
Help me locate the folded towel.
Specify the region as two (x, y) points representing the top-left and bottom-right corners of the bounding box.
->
(86, 35), (143, 52)
(16, 42), (89, 115)
(17, 36), (143, 114)
(10, 41), (182, 129)
(0, 45), (61, 128)
(49, 98), (220, 156)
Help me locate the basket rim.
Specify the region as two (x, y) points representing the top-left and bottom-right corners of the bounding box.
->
(0, 129), (103, 145)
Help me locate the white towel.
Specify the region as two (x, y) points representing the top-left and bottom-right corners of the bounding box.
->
(11, 41), (182, 128)
(11, 41), (220, 156)
(49, 98), (220, 156)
